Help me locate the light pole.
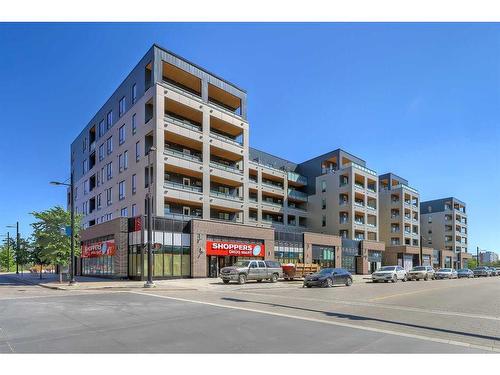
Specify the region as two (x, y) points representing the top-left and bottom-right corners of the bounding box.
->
(144, 146), (156, 288)
(6, 223), (19, 274)
(50, 173), (77, 285)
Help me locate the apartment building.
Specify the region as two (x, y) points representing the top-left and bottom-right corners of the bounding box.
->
(479, 251), (499, 264)
(420, 197), (469, 269)
(378, 173), (432, 269)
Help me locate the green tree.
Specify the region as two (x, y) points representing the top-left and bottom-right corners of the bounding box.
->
(0, 238), (16, 272)
(466, 258), (478, 269)
(15, 236), (33, 273)
(30, 206), (82, 270)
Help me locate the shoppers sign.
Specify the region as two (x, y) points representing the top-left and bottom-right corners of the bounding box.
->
(206, 241), (265, 257)
(82, 239), (116, 258)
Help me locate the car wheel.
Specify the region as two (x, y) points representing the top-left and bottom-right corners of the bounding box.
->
(256, 279), (262, 283)
(238, 274), (247, 285)
(402, 275), (407, 282)
(306, 285), (312, 288)
(372, 280), (378, 283)
(223, 279), (230, 284)
(271, 273), (278, 283)
(392, 275), (397, 283)
(324, 278), (333, 288)
(384, 280), (389, 283)
(424, 274), (428, 281)
(345, 277), (352, 286)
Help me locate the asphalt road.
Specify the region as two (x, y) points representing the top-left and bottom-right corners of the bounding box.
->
(0, 273), (499, 353)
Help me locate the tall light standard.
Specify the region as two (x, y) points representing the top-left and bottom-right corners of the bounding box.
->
(144, 146), (156, 288)
(50, 173), (77, 285)
(6, 223), (19, 274)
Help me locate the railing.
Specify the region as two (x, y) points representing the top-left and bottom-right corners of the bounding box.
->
(164, 212), (202, 221)
(288, 205), (307, 211)
(287, 171), (308, 186)
(164, 147), (202, 162)
(249, 160), (286, 175)
(354, 201), (365, 207)
(164, 180), (203, 193)
(164, 114), (202, 132)
(367, 223), (377, 227)
(262, 200), (283, 208)
(210, 161), (243, 174)
(367, 187), (377, 193)
(288, 188), (308, 201)
(262, 217), (284, 225)
(210, 131), (243, 146)
(367, 205), (377, 211)
(249, 177), (258, 183)
(391, 228), (400, 233)
(162, 79), (202, 99)
(354, 183), (365, 190)
(345, 162), (377, 176)
(210, 190), (243, 201)
(249, 197), (258, 202)
(354, 220), (365, 225)
(210, 216), (241, 223)
(208, 98), (241, 118)
(262, 181), (284, 190)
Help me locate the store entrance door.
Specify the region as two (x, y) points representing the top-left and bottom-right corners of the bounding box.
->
(208, 256), (239, 277)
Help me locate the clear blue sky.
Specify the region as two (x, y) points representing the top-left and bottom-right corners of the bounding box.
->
(0, 23), (499, 253)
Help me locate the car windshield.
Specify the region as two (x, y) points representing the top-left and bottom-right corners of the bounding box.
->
(412, 266), (426, 271)
(233, 261), (250, 267)
(438, 268), (451, 272)
(458, 269), (468, 272)
(378, 266), (396, 271)
(319, 268), (334, 275)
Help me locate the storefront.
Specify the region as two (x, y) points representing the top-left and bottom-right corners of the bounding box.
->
(312, 245), (336, 268)
(367, 250), (382, 273)
(81, 236), (116, 276)
(206, 237), (265, 277)
(274, 231), (304, 264)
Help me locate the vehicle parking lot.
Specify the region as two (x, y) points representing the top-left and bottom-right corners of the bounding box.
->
(1, 272), (498, 353)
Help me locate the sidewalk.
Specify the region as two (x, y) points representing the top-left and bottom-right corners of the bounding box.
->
(10, 272), (372, 291)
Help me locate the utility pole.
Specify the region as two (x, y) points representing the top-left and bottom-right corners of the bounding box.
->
(16, 222), (19, 274)
(419, 235), (423, 266)
(6, 232), (10, 272)
(477, 246), (480, 266)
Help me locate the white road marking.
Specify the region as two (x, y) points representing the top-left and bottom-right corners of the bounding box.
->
(130, 291), (500, 353)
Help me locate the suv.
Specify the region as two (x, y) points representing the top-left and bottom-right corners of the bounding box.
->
(473, 266), (491, 277)
(488, 267), (498, 276)
(372, 266), (407, 283)
(407, 266), (435, 281)
(220, 260), (283, 284)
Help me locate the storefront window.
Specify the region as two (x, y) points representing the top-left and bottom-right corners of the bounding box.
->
(312, 245), (335, 268)
(342, 247), (358, 273)
(81, 235), (115, 276)
(274, 241), (304, 264)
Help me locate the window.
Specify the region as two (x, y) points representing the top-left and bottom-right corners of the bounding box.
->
(132, 84), (137, 104)
(321, 198), (326, 210)
(98, 144), (104, 161)
(123, 150), (128, 170)
(84, 179), (89, 195)
(82, 201), (88, 215)
(82, 137), (87, 152)
(106, 110), (113, 129)
(119, 97), (126, 117)
(132, 174), (137, 194)
(131, 204), (137, 216)
(119, 154), (124, 173)
(119, 124), (125, 145)
(98, 120), (105, 138)
(106, 162), (113, 180)
(132, 113), (137, 134)
(83, 159), (88, 174)
(135, 141), (140, 161)
(321, 180), (327, 193)
(119, 181), (125, 200)
(322, 215), (326, 227)
(106, 187), (112, 206)
(96, 193), (102, 210)
(121, 207), (128, 217)
(106, 136), (113, 155)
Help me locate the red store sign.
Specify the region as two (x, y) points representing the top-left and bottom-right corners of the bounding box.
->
(206, 241), (265, 257)
(82, 240), (116, 258)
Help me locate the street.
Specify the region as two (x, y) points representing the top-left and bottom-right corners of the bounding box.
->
(0, 274), (499, 353)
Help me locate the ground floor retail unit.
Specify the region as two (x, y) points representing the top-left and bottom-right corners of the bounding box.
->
(77, 216), (470, 280)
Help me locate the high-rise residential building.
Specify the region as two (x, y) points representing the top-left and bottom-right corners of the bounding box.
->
(420, 197), (469, 269)
(479, 251), (499, 264)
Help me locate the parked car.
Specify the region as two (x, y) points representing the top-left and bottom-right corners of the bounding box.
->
(496, 267), (500, 275)
(372, 266), (407, 283)
(488, 267), (498, 276)
(473, 266), (491, 277)
(435, 268), (458, 279)
(303, 268), (353, 288)
(220, 260), (283, 284)
(407, 266), (435, 281)
(457, 269), (474, 278)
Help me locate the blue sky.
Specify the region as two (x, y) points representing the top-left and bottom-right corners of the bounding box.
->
(0, 23), (499, 253)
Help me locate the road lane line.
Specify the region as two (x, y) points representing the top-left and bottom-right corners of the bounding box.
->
(129, 291), (499, 353)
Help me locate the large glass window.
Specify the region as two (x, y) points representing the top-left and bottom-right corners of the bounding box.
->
(312, 245), (335, 268)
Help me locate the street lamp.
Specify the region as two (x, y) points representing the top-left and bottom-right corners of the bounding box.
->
(50, 173), (76, 285)
(6, 223), (19, 274)
(144, 146), (156, 288)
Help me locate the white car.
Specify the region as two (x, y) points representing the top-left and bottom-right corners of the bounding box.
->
(435, 268), (458, 279)
(372, 266), (407, 283)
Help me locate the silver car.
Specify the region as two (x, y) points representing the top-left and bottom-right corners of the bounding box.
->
(407, 266), (435, 281)
(435, 268), (458, 279)
(372, 266), (407, 283)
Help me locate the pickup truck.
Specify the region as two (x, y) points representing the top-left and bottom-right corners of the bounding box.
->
(220, 260), (283, 284)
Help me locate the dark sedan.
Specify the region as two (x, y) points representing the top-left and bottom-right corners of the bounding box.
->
(303, 268), (353, 288)
(457, 269), (474, 278)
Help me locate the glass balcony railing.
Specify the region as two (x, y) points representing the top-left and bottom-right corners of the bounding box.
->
(262, 181), (284, 190)
(354, 183), (365, 190)
(287, 171), (308, 186)
(164, 147), (202, 162)
(210, 161), (243, 174)
(287, 188), (308, 201)
(262, 200), (283, 208)
(210, 190), (243, 200)
(164, 114), (202, 132)
(164, 180), (202, 193)
(393, 183), (419, 194)
(209, 131), (243, 146)
(164, 211), (203, 221)
(345, 162), (377, 176)
(367, 205), (377, 211)
(354, 201), (365, 207)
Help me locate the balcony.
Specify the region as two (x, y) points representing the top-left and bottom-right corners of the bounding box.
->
(164, 180), (202, 193)
(164, 211), (202, 221)
(164, 114), (202, 133)
(288, 188), (308, 202)
(210, 160), (243, 174)
(345, 162), (377, 176)
(209, 190), (242, 201)
(209, 131), (243, 147)
(354, 182), (365, 190)
(287, 171), (308, 186)
(164, 147), (202, 163)
(354, 200), (365, 208)
(262, 180), (284, 190)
